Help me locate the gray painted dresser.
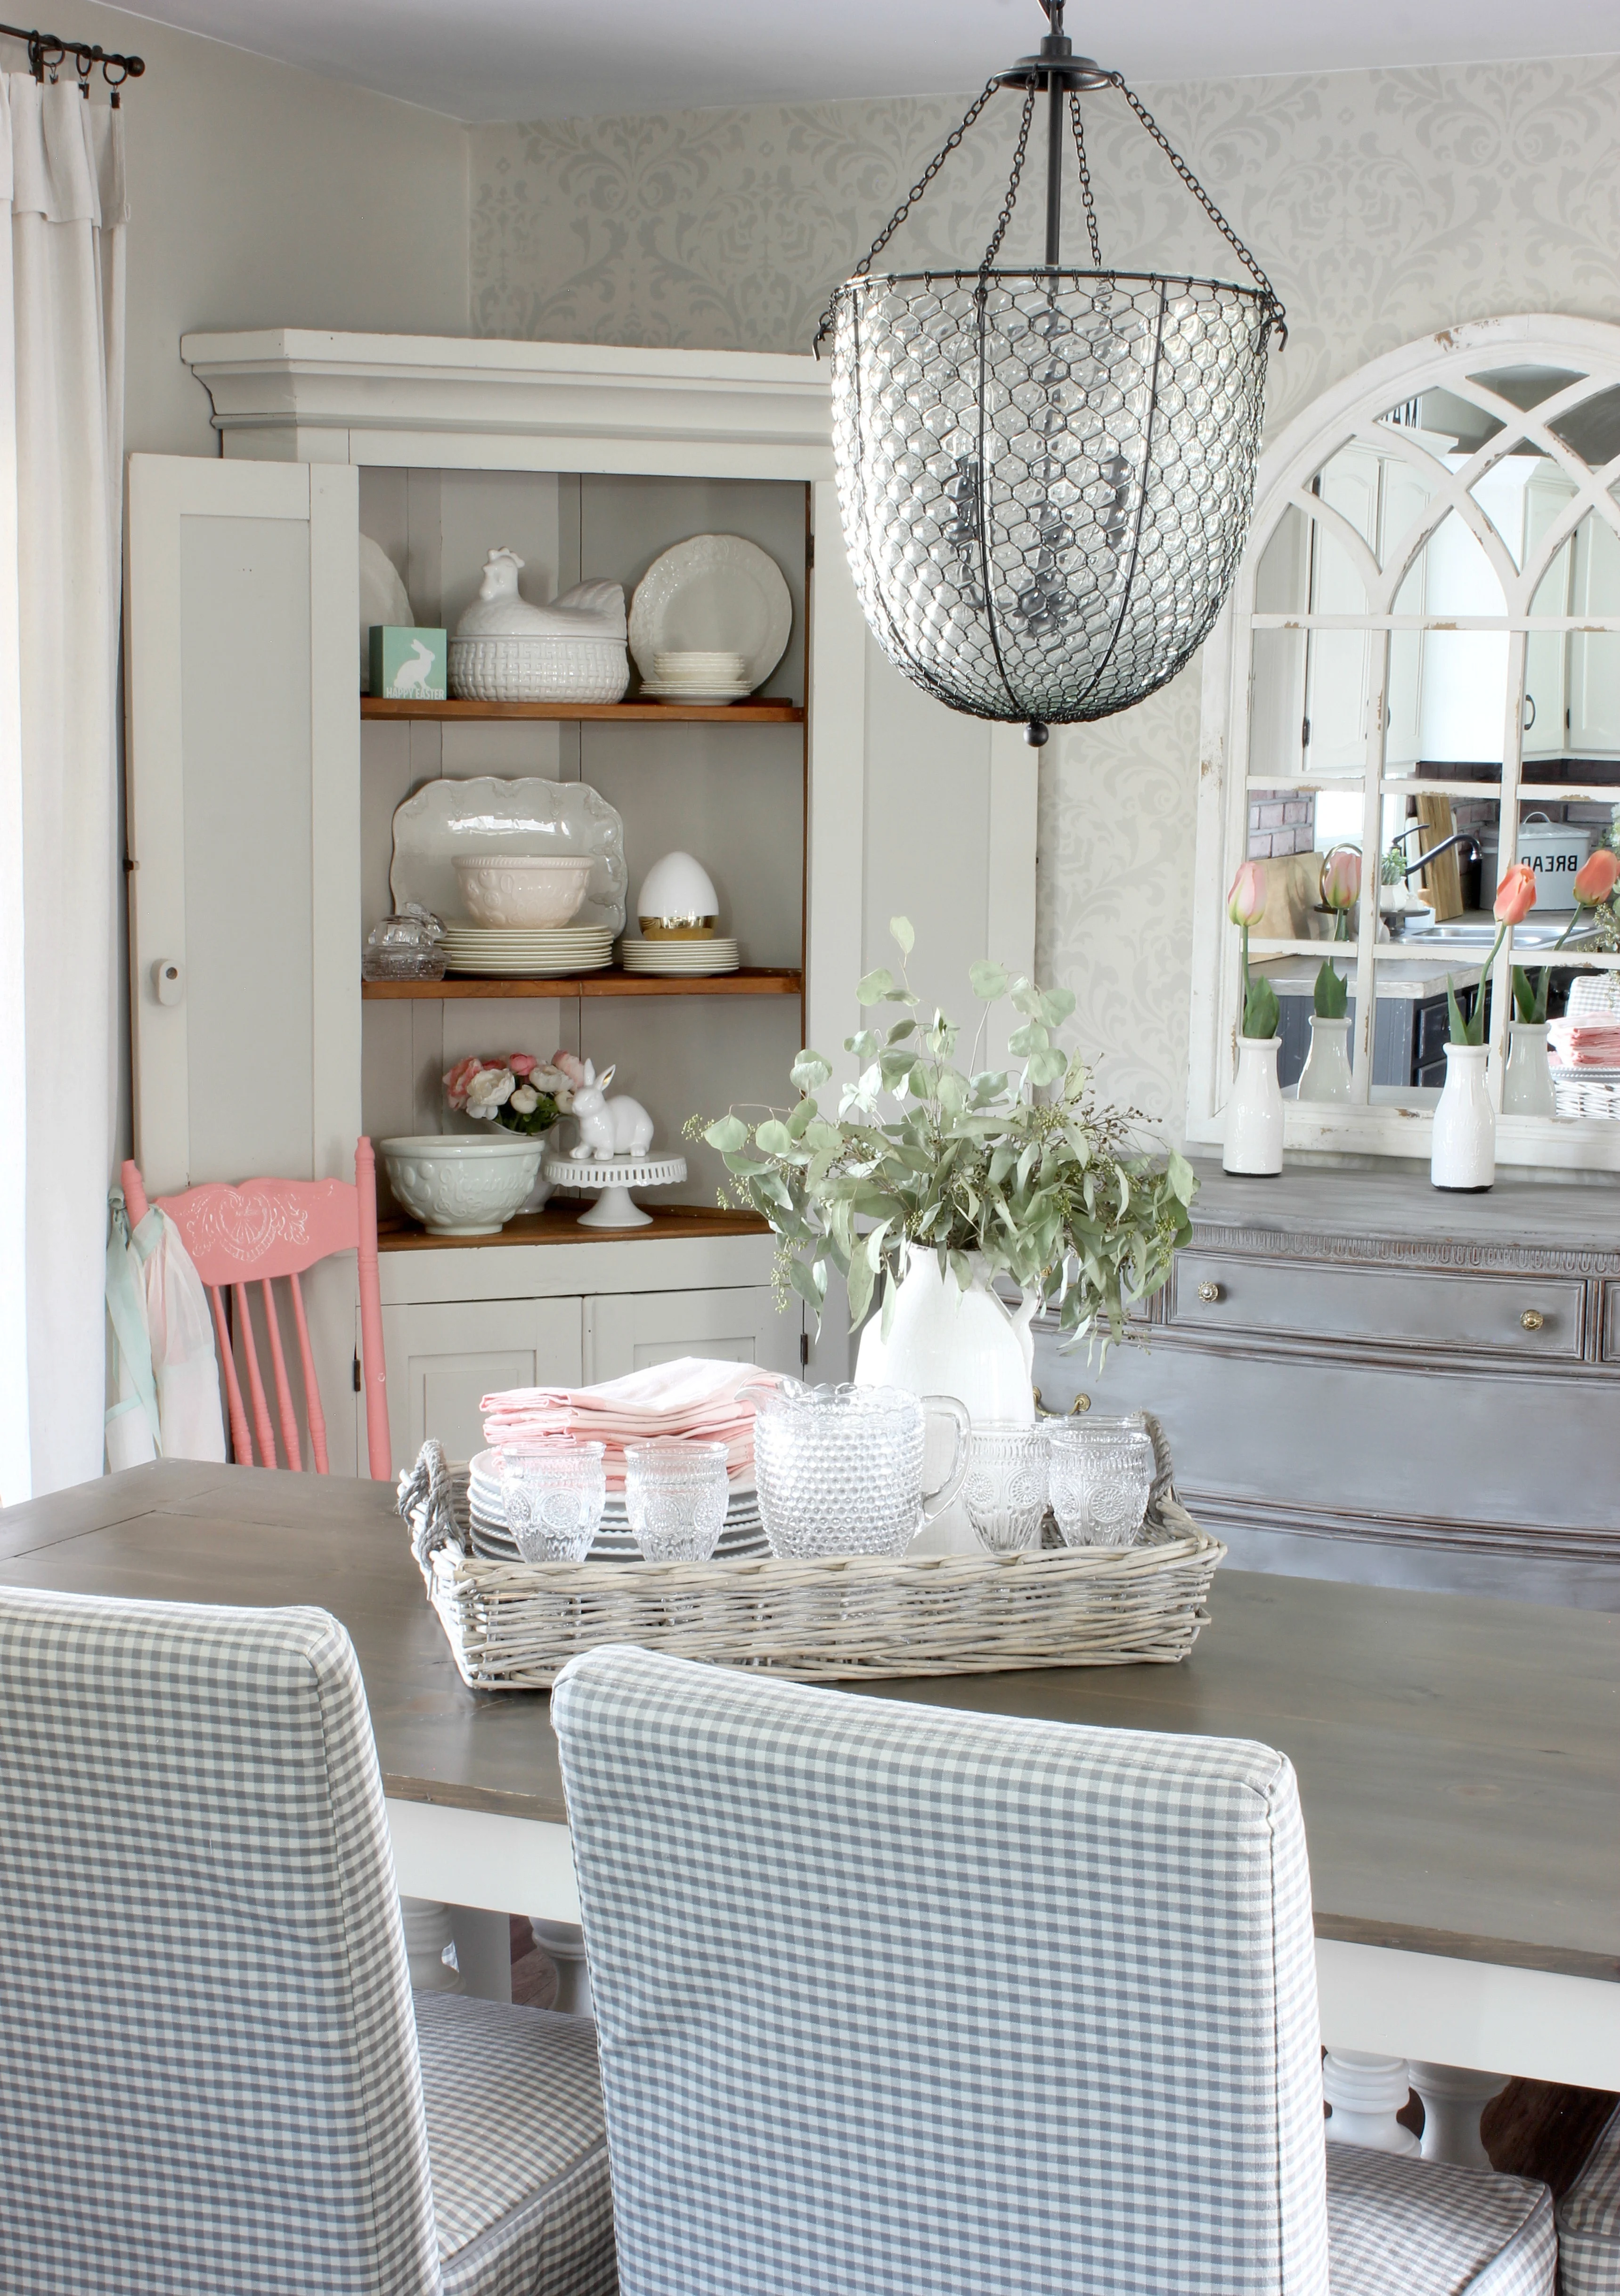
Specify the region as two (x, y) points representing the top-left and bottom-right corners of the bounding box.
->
(1032, 1161), (1620, 1609)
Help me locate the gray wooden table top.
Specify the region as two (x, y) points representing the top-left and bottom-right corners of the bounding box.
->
(3, 1462), (1616, 1983)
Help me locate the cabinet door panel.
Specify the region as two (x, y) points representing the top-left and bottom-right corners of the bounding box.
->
(582, 1286), (800, 1385)
(382, 1298), (583, 1471)
(125, 455), (359, 1193)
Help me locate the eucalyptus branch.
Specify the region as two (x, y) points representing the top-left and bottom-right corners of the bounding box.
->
(691, 918), (1197, 1355)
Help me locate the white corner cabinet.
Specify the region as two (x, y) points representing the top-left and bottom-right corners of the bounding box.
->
(124, 333), (1037, 1472)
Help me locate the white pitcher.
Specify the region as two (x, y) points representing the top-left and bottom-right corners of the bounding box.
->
(855, 1249), (1036, 1425)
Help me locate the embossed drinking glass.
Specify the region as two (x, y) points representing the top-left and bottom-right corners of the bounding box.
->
(1044, 1417), (1155, 1549)
(624, 1440), (730, 1563)
(499, 1440), (606, 1564)
(962, 1422), (1050, 1553)
(740, 1381), (970, 1559)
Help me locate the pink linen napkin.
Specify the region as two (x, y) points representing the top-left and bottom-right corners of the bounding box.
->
(481, 1356), (784, 1486)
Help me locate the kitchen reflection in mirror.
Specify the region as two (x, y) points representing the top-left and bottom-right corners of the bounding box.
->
(1232, 340), (1620, 1130)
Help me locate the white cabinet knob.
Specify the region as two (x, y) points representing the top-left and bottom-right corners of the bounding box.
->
(152, 957), (185, 1007)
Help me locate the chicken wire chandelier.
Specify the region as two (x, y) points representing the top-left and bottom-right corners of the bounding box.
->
(818, 1), (1286, 746)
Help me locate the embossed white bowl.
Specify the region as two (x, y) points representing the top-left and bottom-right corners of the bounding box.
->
(453, 853), (594, 928)
(380, 1134), (543, 1236)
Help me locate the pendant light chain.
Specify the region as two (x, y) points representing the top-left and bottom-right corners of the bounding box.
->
(1067, 94), (1103, 268)
(1106, 75), (1286, 341)
(813, 78), (1001, 351)
(978, 87), (1038, 278)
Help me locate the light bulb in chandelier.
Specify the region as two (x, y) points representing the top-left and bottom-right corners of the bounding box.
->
(817, 1), (1286, 747)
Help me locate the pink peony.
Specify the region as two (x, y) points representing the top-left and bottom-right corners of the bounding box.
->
(507, 1053), (537, 1078)
(552, 1049), (588, 1089)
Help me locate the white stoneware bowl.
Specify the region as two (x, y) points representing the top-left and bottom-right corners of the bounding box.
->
(380, 1134), (543, 1236)
(453, 853), (593, 928)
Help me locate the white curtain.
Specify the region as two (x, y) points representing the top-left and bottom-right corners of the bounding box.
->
(0, 81), (125, 1501)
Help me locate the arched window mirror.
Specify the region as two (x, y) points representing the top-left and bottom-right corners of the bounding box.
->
(1189, 316), (1620, 1171)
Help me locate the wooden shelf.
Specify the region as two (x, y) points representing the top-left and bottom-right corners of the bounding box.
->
(362, 967), (802, 1000)
(377, 1203), (772, 1251)
(361, 696), (803, 724)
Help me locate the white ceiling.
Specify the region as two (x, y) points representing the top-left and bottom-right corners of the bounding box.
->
(111, 0), (1620, 123)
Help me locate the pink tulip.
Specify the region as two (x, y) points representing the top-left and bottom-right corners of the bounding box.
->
(508, 1053), (537, 1077)
(1320, 847), (1361, 912)
(1227, 859), (1267, 927)
(1573, 849), (1620, 907)
(1494, 865), (1538, 927)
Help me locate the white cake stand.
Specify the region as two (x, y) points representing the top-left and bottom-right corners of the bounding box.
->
(543, 1153), (688, 1228)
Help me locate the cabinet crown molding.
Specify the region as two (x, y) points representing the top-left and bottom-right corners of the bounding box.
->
(179, 329), (835, 476)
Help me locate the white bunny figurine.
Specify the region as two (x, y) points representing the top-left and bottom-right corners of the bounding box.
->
(567, 1062), (654, 1161)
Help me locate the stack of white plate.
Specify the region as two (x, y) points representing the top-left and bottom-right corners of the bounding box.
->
(440, 921), (614, 976)
(619, 936), (740, 976)
(467, 1450), (768, 1561)
(642, 649), (752, 705)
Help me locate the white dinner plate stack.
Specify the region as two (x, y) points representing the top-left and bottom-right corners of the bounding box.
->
(467, 1450), (768, 1561)
(641, 649), (751, 705)
(619, 935), (740, 976)
(440, 921), (614, 976)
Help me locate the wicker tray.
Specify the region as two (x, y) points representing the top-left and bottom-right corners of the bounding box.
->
(400, 1433), (1224, 1688)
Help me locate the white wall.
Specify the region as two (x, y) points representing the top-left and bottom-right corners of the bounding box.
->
(52, 2), (469, 456)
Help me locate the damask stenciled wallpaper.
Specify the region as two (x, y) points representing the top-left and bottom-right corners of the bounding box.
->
(470, 55), (1620, 1140)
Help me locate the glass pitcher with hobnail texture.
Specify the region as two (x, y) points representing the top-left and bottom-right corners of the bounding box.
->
(741, 1381), (969, 1559)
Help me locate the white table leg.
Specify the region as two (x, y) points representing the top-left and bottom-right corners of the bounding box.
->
(530, 1916), (594, 2017)
(1408, 2061), (1509, 2167)
(399, 1896), (465, 1994)
(1322, 2051), (1419, 2153)
(448, 1905), (513, 2002)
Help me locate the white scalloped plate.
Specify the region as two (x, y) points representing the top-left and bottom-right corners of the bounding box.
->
(391, 776), (627, 933)
(628, 535), (792, 691)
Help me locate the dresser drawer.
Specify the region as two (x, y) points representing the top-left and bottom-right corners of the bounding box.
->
(1169, 1250), (1585, 1359)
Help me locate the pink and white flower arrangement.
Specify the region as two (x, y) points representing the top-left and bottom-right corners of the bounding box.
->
(444, 1050), (580, 1136)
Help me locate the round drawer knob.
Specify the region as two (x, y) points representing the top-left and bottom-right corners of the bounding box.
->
(1197, 1281), (1221, 1303)
(1521, 1308), (1545, 1331)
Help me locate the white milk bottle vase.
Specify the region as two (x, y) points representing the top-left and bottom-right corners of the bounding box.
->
(1430, 865), (1538, 1191)
(1222, 859), (1284, 1176)
(1430, 1042), (1496, 1191)
(1223, 1035), (1284, 1175)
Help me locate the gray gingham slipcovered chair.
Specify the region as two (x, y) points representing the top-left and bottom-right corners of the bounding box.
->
(1559, 2101), (1620, 2295)
(552, 1646), (1555, 2296)
(0, 1588), (614, 2296)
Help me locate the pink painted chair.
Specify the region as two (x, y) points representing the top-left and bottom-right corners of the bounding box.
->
(119, 1138), (392, 1481)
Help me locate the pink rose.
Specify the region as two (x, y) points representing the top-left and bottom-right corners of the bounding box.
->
(508, 1053), (537, 1078)
(443, 1055), (485, 1112)
(552, 1050), (588, 1089)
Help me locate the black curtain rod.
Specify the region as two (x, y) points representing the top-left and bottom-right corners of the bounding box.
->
(0, 21), (144, 101)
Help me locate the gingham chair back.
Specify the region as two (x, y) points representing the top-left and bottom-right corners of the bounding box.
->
(0, 1588), (439, 2296)
(553, 1645), (1331, 2296)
